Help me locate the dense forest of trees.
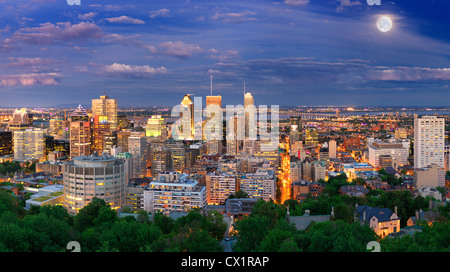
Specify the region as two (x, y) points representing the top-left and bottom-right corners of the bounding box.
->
(0, 182), (449, 252)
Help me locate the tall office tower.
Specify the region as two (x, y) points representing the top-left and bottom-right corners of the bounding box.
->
(165, 141), (186, 173)
(146, 115), (167, 141)
(204, 93), (223, 156)
(8, 108), (31, 132)
(49, 118), (65, 139)
(205, 95), (222, 139)
(63, 153), (127, 215)
(117, 130), (131, 152)
(144, 171), (207, 215)
(289, 116), (302, 143)
(414, 116), (444, 169)
(91, 95), (118, 131)
(239, 167), (276, 201)
(176, 94), (195, 140)
(0, 132), (13, 156)
(305, 127), (319, 146)
(13, 128), (45, 161)
(150, 142), (171, 177)
(128, 131), (148, 178)
(244, 92), (254, 139)
(69, 105), (91, 159)
(91, 115), (112, 155)
(329, 140), (337, 159)
(117, 113), (130, 129)
(206, 171), (237, 205)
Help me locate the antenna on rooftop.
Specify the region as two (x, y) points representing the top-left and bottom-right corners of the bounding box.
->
(210, 75), (213, 96)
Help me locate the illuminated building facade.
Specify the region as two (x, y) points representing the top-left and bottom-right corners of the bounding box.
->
(8, 108), (32, 132)
(128, 131), (148, 178)
(145, 171), (207, 215)
(146, 115), (167, 140)
(414, 116), (444, 169)
(91, 95), (118, 130)
(91, 115), (112, 155)
(63, 153), (127, 215)
(13, 128), (45, 161)
(206, 171), (237, 205)
(179, 94), (195, 140)
(69, 105), (91, 159)
(355, 205), (400, 239)
(239, 168), (276, 201)
(0, 132), (12, 156)
(304, 127), (319, 146)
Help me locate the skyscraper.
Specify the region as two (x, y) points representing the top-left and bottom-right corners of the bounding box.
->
(146, 115), (167, 140)
(305, 127), (319, 146)
(8, 108), (31, 132)
(414, 116), (444, 169)
(0, 132), (12, 156)
(244, 91), (254, 139)
(92, 95), (118, 130)
(13, 128), (45, 161)
(91, 115), (112, 155)
(69, 105), (91, 159)
(178, 94), (195, 140)
(128, 131), (148, 178)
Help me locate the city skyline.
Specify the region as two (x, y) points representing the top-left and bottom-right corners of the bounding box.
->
(1, 1), (450, 107)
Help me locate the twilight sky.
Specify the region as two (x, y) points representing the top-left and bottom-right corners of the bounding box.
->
(0, 0), (450, 108)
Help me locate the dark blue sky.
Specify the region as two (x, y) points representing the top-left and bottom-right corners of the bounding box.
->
(1, 0), (450, 108)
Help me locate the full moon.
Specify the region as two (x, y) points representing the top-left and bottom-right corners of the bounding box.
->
(377, 16), (392, 32)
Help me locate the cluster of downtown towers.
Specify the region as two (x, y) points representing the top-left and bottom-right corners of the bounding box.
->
(0, 92), (446, 216)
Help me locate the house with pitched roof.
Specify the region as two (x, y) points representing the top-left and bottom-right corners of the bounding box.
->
(355, 205), (400, 238)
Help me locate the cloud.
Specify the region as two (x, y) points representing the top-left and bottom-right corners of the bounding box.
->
(101, 63), (167, 77)
(367, 67), (450, 81)
(210, 49), (240, 62)
(210, 11), (257, 24)
(0, 73), (62, 87)
(149, 9), (170, 18)
(5, 57), (60, 67)
(11, 22), (104, 45)
(158, 41), (202, 59)
(78, 12), (97, 20)
(284, 0), (310, 6)
(104, 15), (145, 24)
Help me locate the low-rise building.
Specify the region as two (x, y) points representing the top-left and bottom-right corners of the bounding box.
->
(25, 184), (64, 209)
(355, 205), (400, 238)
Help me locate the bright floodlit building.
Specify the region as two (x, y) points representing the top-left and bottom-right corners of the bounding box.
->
(414, 116), (444, 169)
(13, 128), (45, 161)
